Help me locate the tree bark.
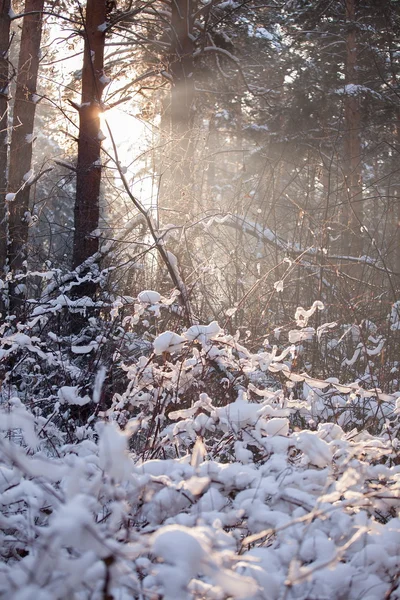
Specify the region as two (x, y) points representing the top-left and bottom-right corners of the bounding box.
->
(159, 0), (195, 225)
(170, 0), (195, 137)
(8, 0), (44, 287)
(393, 110), (400, 288)
(342, 0), (363, 258)
(72, 0), (106, 282)
(0, 0), (10, 274)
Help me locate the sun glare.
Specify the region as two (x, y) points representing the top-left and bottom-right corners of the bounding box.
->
(101, 106), (157, 208)
(101, 106), (137, 144)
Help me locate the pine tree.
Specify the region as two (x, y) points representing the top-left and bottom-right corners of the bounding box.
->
(72, 0), (107, 296)
(8, 0), (45, 306)
(0, 0), (11, 274)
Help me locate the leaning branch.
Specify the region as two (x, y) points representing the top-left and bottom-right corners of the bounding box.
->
(214, 213), (400, 277)
(27, 167), (53, 187)
(104, 120), (194, 326)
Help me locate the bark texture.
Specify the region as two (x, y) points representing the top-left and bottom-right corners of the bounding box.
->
(72, 0), (107, 272)
(159, 0), (195, 225)
(8, 0), (44, 281)
(343, 0), (363, 258)
(0, 0), (10, 273)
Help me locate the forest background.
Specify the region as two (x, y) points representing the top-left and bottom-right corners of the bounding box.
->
(0, 0), (399, 598)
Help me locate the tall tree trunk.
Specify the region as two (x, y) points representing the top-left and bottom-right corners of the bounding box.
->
(0, 0), (10, 279)
(388, 37), (400, 287)
(393, 110), (400, 288)
(159, 0), (195, 225)
(396, 177), (400, 287)
(72, 0), (106, 284)
(342, 0), (363, 258)
(8, 0), (44, 276)
(170, 0), (195, 138)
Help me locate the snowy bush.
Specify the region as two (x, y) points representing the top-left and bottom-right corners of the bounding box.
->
(0, 384), (399, 599)
(0, 290), (399, 599)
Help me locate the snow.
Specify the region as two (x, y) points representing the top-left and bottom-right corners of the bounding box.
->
(295, 430), (333, 467)
(23, 169), (34, 182)
(289, 327), (315, 343)
(153, 330), (186, 354)
(248, 123), (270, 136)
(138, 290), (161, 304)
(366, 337), (385, 356)
(295, 301), (324, 326)
(93, 366), (107, 404)
(58, 386), (91, 406)
(216, 109), (230, 120)
(255, 27), (274, 40)
(334, 84), (382, 99)
(99, 74), (111, 85)
(216, 0), (241, 9)
(215, 391), (259, 430)
(97, 422), (132, 482)
(13, 588), (53, 600)
(152, 524), (208, 568)
(184, 321), (222, 344)
(263, 417), (289, 436)
(71, 342), (97, 354)
(2, 1), (399, 594)
(0, 303), (399, 599)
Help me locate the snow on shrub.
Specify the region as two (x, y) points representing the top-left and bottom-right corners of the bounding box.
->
(0, 291), (399, 598)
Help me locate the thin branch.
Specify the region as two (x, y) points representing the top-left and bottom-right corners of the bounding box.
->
(28, 167), (53, 187)
(104, 120), (194, 326)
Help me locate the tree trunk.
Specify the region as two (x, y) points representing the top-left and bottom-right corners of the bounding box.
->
(393, 111), (400, 288)
(396, 177), (400, 286)
(72, 0), (106, 285)
(7, 0), (44, 303)
(159, 0), (195, 225)
(342, 0), (363, 258)
(170, 0), (195, 137)
(0, 0), (10, 276)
